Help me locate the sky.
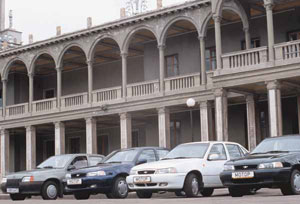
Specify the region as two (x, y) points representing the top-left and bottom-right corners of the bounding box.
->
(4, 0), (189, 45)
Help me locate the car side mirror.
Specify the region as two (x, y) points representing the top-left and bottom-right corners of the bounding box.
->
(208, 154), (220, 161)
(136, 159), (147, 165)
(67, 165), (76, 171)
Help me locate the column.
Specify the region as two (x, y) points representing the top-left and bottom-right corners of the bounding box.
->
(56, 66), (62, 109)
(26, 126), (36, 170)
(244, 28), (251, 50)
(87, 60), (94, 104)
(267, 80), (282, 137)
(54, 122), (65, 155)
(86, 117), (97, 154)
(158, 44), (166, 93)
(157, 107), (171, 148)
(120, 113), (132, 149)
(28, 73), (34, 112)
(214, 88), (228, 141)
(246, 95), (257, 151)
(121, 52), (128, 99)
(2, 79), (7, 117)
(200, 101), (213, 141)
(1, 129), (9, 178)
(213, 15), (223, 69)
(264, 0), (275, 61)
(199, 36), (206, 85)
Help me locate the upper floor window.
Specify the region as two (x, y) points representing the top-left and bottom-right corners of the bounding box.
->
(44, 89), (55, 99)
(241, 38), (261, 50)
(288, 31), (300, 41)
(205, 47), (216, 71)
(165, 54), (179, 77)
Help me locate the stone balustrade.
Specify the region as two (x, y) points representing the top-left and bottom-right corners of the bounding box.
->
(127, 80), (160, 98)
(165, 73), (200, 92)
(92, 86), (122, 104)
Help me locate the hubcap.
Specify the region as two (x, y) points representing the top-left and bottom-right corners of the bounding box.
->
(46, 185), (57, 199)
(293, 173), (300, 192)
(191, 178), (199, 195)
(118, 179), (128, 196)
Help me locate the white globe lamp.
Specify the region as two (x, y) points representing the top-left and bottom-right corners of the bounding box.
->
(186, 98), (196, 108)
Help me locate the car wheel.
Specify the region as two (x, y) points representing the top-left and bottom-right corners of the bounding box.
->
(106, 193), (113, 199)
(74, 192), (90, 200)
(41, 181), (59, 200)
(183, 173), (200, 197)
(200, 188), (214, 197)
(229, 187), (246, 197)
(10, 194), (26, 201)
(281, 169), (300, 196)
(111, 176), (129, 199)
(174, 191), (185, 197)
(136, 190), (153, 198)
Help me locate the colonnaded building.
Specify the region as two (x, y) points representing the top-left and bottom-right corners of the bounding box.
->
(1, 0), (300, 177)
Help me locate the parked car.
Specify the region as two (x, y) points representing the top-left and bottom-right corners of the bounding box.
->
(220, 135), (300, 197)
(63, 147), (169, 200)
(1, 154), (104, 201)
(126, 142), (248, 198)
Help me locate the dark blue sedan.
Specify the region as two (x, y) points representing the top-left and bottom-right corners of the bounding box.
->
(63, 147), (169, 199)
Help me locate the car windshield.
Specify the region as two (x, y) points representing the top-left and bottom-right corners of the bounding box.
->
(103, 149), (139, 163)
(162, 143), (210, 160)
(37, 155), (74, 169)
(252, 137), (300, 154)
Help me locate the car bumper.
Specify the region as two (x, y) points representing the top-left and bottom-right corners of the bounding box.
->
(126, 173), (186, 191)
(220, 168), (291, 188)
(63, 176), (113, 194)
(1, 181), (43, 195)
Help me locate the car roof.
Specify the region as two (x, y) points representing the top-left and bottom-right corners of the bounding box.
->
(263, 135), (300, 140)
(178, 141), (243, 146)
(55, 154), (104, 157)
(118, 146), (169, 151)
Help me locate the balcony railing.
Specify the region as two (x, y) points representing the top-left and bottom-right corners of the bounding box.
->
(61, 93), (88, 109)
(92, 86), (122, 104)
(32, 98), (57, 113)
(6, 103), (29, 117)
(165, 73), (200, 92)
(275, 40), (300, 61)
(127, 80), (160, 98)
(222, 46), (268, 69)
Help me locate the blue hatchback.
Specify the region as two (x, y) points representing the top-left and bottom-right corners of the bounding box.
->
(63, 147), (169, 199)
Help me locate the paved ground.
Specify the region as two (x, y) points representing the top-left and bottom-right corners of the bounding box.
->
(1, 189), (300, 203)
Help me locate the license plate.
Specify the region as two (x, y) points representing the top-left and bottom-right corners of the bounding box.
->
(67, 179), (82, 185)
(232, 171), (254, 179)
(133, 176), (151, 183)
(7, 188), (19, 194)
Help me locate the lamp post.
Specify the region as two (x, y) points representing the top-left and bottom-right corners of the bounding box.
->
(186, 98), (196, 142)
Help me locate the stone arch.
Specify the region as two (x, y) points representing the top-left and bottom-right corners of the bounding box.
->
(122, 25), (158, 53)
(2, 58), (28, 80)
(29, 51), (56, 75)
(57, 43), (88, 68)
(159, 16), (200, 45)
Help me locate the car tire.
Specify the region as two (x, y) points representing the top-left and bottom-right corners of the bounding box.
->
(281, 169), (300, 196)
(41, 181), (59, 200)
(111, 176), (129, 199)
(229, 187), (246, 197)
(106, 193), (113, 199)
(74, 192), (90, 200)
(183, 173), (200, 197)
(136, 190), (153, 198)
(200, 188), (214, 197)
(10, 194), (26, 201)
(174, 191), (185, 197)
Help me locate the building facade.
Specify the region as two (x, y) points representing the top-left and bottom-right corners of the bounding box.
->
(1, 0), (300, 177)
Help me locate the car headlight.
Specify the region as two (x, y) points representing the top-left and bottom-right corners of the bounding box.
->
(86, 171), (106, 177)
(22, 176), (34, 183)
(1, 178), (7, 184)
(155, 167), (177, 174)
(224, 164), (235, 171)
(258, 162), (283, 169)
(130, 170), (137, 175)
(65, 174), (71, 179)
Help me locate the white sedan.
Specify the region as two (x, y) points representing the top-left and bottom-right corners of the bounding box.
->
(126, 141), (248, 198)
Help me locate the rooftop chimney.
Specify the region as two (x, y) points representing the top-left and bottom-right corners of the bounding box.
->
(9, 10), (13, 29)
(0, 0), (5, 31)
(29, 34), (33, 44)
(157, 0), (163, 9)
(120, 7), (126, 18)
(87, 17), (92, 28)
(56, 26), (61, 36)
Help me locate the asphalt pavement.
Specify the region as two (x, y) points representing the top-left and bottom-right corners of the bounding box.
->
(0, 189), (299, 203)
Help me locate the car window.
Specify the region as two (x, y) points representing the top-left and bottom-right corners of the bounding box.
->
(156, 150), (169, 160)
(137, 150), (156, 164)
(71, 156), (88, 169)
(89, 156), (103, 166)
(226, 144), (243, 159)
(209, 144), (227, 160)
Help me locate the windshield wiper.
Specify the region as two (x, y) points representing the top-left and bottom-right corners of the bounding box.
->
(251, 150), (289, 155)
(105, 161), (122, 164)
(162, 157), (194, 160)
(42, 166), (54, 169)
